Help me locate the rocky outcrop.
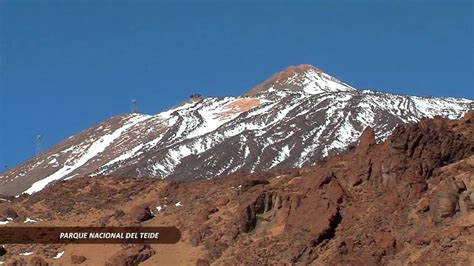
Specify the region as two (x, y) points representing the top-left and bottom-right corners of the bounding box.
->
(70, 255), (87, 264)
(191, 225), (212, 247)
(355, 126), (376, 156)
(128, 204), (154, 222)
(105, 245), (155, 266)
(239, 179), (269, 193)
(29, 257), (49, 266)
(195, 258), (210, 266)
(0, 206), (18, 221)
(237, 190), (280, 233)
(430, 179), (466, 223)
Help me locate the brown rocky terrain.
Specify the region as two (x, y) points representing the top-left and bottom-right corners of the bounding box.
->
(0, 112), (473, 265)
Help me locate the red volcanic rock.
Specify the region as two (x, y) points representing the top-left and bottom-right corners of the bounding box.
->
(113, 209), (125, 219)
(29, 257), (49, 266)
(215, 197), (230, 207)
(128, 204), (154, 222)
(105, 245), (155, 266)
(356, 127), (376, 155)
(238, 190), (269, 233)
(0, 206), (18, 221)
(194, 206), (218, 225)
(430, 179), (465, 223)
(191, 225), (212, 247)
(71, 255), (87, 264)
(204, 238), (229, 260)
(286, 185), (342, 242)
(195, 258), (210, 266)
(373, 231), (396, 251)
(239, 179), (269, 193)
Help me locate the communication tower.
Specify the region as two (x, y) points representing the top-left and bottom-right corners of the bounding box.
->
(131, 99), (137, 113)
(36, 134), (43, 155)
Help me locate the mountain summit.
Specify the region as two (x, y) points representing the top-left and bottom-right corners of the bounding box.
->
(0, 66), (472, 196)
(244, 64), (355, 96)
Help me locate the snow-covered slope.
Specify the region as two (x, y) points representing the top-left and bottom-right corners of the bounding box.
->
(0, 65), (472, 196)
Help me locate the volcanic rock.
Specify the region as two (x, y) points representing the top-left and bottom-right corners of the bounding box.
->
(195, 258), (210, 266)
(191, 225), (212, 247)
(29, 257), (49, 266)
(128, 205), (153, 222)
(0, 206), (18, 221)
(373, 231), (397, 251)
(239, 179), (270, 192)
(105, 245), (155, 266)
(356, 126), (376, 155)
(238, 190), (274, 233)
(70, 255), (87, 264)
(430, 179), (464, 223)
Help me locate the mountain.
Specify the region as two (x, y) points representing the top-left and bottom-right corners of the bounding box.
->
(0, 65), (472, 196)
(1, 113), (473, 265)
(243, 64), (356, 96)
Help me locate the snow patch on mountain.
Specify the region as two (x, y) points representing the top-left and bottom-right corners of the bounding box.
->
(23, 114), (151, 194)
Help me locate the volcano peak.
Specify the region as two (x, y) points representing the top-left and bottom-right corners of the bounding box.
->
(244, 64), (354, 96)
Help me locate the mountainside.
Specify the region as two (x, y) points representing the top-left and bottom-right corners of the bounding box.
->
(0, 65), (472, 196)
(1, 113), (473, 265)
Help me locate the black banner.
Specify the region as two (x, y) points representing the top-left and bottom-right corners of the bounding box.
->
(0, 227), (181, 244)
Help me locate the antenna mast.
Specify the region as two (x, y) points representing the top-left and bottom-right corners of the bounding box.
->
(36, 134), (43, 155)
(131, 99), (137, 113)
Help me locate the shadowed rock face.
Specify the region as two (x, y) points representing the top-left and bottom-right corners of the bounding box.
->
(0, 66), (472, 197)
(128, 204), (154, 223)
(0, 206), (18, 221)
(0, 113), (472, 265)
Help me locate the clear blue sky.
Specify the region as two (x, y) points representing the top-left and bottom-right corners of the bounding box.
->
(0, 0), (473, 168)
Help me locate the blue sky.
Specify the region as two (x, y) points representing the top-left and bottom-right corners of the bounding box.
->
(0, 0), (473, 168)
